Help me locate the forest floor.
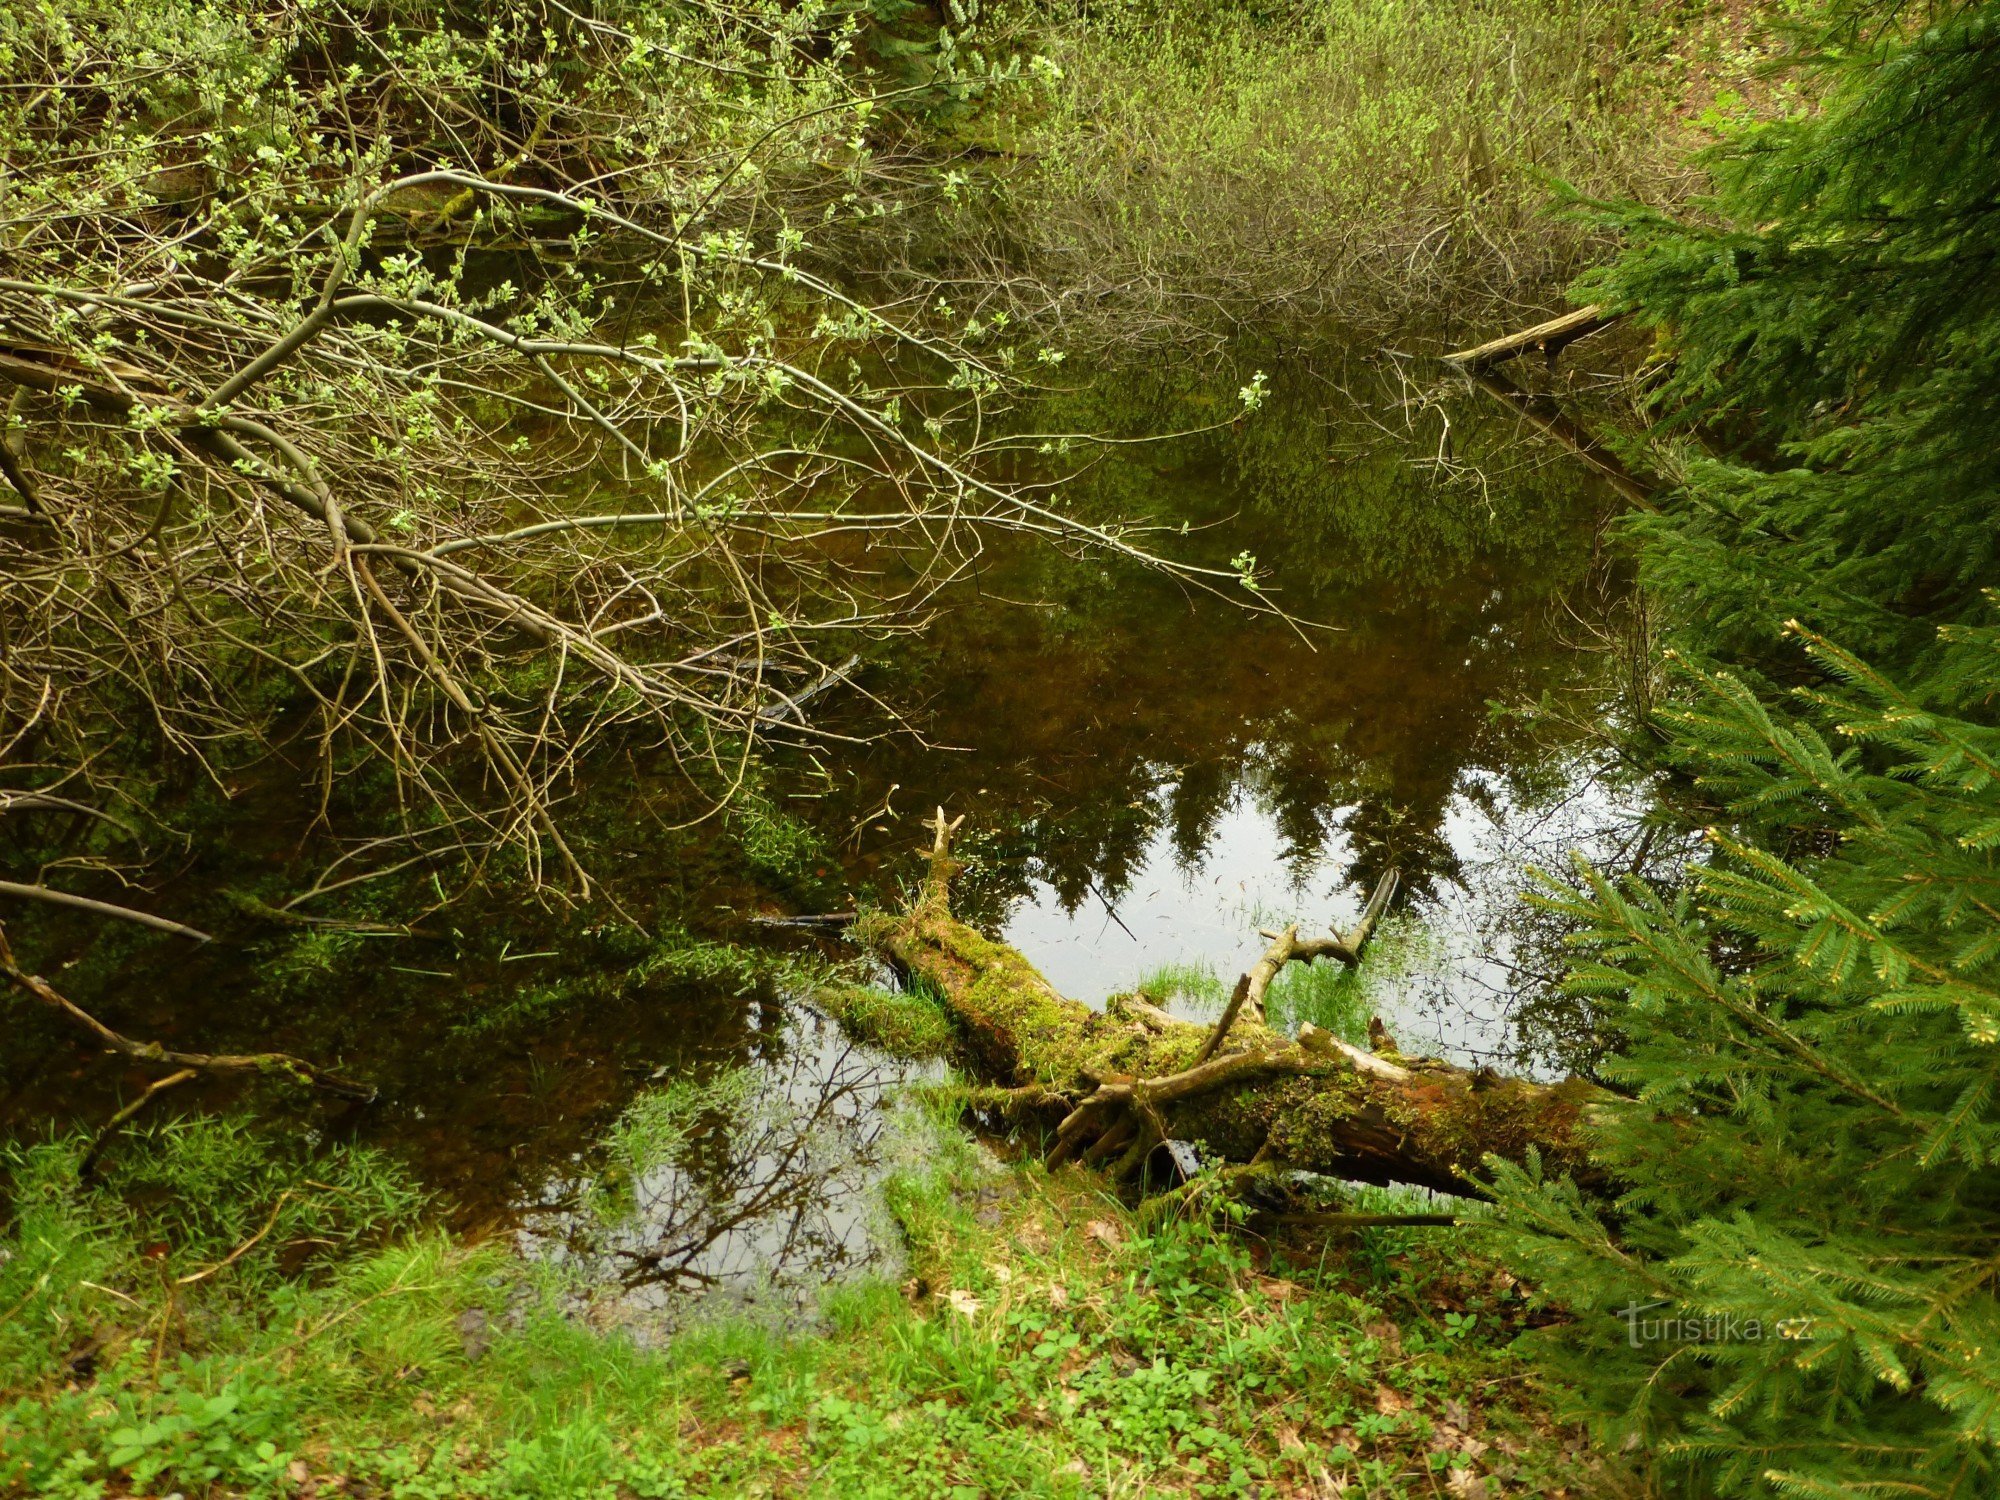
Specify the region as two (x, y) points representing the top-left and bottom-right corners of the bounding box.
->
(2, 1112), (1623, 1499)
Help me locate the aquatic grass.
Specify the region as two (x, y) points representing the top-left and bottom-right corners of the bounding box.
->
(1132, 958), (1230, 1016)
(586, 1067), (760, 1226)
(730, 783), (832, 883)
(813, 980), (957, 1060)
(1265, 957), (1371, 1043)
(1131, 913), (1430, 1045)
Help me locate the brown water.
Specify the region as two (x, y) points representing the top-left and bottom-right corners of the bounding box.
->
(2, 351), (1645, 1326)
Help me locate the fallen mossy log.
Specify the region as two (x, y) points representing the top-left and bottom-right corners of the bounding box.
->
(855, 814), (1606, 1199)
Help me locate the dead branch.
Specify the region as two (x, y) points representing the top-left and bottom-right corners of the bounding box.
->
(859, 823), (1605, 1198)
(1195, 867), (1400, 1063)
(1442, 305), (1617, 370)
(0, 880), (213, 942)
(1, 925), (374, 1099)
(80, 1068), (199, 1179)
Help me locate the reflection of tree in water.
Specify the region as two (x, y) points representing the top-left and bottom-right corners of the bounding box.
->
(822, 351), (1625, 927)
(522, 1013), (935, 1336)
(2, 342), (1633, 1266)
(1367, 753), (1702, 1078)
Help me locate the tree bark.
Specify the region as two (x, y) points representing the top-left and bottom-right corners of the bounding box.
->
(858, 830), (1606, 1198)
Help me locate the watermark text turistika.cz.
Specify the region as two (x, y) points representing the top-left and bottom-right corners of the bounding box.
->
(1617, 1302), (1819, 1348)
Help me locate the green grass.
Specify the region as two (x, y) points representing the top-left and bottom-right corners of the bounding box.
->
(1132, 960), (1231, 1017)
(1135, 913), (1433, 1046)
(730, 785), (833, 884)
(1, 1108), (1614, 1498)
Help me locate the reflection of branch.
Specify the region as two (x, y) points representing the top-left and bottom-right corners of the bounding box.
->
(0, 925), (374, 1099)
(757, 653), (861, 726)
(1465, 367), (1655, 510)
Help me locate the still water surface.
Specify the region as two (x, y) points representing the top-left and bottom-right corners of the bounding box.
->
(6, 353), (1645, 1328)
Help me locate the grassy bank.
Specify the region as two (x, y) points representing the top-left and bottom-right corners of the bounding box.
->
(947, 0), (1789, 349)
(2, 1112), (1613, 1498)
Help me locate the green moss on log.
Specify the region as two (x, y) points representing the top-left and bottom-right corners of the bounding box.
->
(862, 897), (1606, 1197)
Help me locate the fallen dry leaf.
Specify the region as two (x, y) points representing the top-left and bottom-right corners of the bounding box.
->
(946, 1288), (982, 1318)
(1085, 1218), (1123, 1249)
(1047, 1283), (1070, 1309)
(1445, 1469), (1491, 1499)
(1276, 1422), (1307, 1454)
(1374, 1385), (1408, 1416)
(1363, 1317), (1403, 1355)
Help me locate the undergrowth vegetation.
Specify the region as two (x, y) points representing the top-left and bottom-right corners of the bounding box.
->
(1, 1115), (1607, 1498)
(957, 0), (1753, 347)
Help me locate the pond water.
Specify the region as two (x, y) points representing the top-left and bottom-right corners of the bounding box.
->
(3, 350), (1647, 1329)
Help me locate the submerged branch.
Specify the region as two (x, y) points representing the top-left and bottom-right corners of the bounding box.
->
(0, 881), (213, 942)
(1, 926), (374, 1099)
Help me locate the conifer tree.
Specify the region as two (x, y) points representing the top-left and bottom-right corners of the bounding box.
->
(1487, 629), (2000, 1495)
(1583, 0), (2000, 696)
(1486, 4), (2000, 1493)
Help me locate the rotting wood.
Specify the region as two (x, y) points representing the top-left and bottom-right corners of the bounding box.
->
(856, 817), (1607, 1199)
(1274, 1210), (1462, 1229)
(1442, 304), (1616, 370)
(1109, 993), (1180, 1033)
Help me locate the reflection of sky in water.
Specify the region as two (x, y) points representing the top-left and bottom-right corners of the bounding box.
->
(519, 1013), (945, 1340)
(528, 760), (1673, 1331)
(1003, 752), (1666, 1071)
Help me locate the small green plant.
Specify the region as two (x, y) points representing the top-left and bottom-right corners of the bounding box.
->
(0, 1103), (1604, 1498)
(1133, 959), (1230, 1015)
(586, 1067), (758, 1224)
(731, 786), (832, 882)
